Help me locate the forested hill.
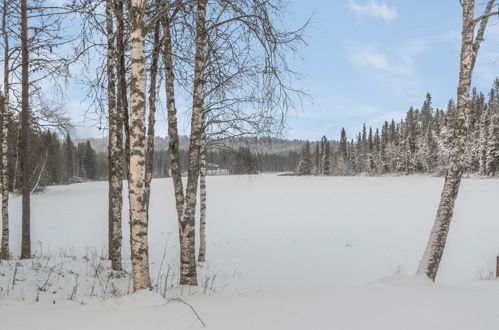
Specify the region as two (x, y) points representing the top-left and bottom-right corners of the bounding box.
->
(75, 136), (304, 154)
(297, 80), (499, 177)
(12, 78), (499, 193)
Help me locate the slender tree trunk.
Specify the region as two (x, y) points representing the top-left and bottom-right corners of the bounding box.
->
(178, 0), (208, 286)
(417, 0), (493, 281)
(162, 14), (184, 222)
(144, 2), (161, 213)
(197, 136), (207, 262)
(128, 0), (151, 291)
(20, 0), (31, 259)
(107, 0), (123, 271)
(1, 3), (10, 260)
(12, 125), (20, 192)
(31, 151), (47, 194)
(114, 0), (129, 177)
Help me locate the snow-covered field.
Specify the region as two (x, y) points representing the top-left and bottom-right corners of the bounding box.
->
(2, 175), (499, 329)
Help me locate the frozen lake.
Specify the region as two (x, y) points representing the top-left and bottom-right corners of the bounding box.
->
(3, 175), (499, 329)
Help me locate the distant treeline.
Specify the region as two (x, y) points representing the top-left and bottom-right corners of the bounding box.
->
(0, 123), (105, 191)
(296, 80), (499, 177)
(12, 79), (499, 189)
(0, 127), (300, 192)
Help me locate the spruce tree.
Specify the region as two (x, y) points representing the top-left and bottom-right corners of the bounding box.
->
(62, 134), (75, 183)
(313, 143), (320, 175)
(321, 136), (330, 175)
(296, 141), (311, 175)
(83, 141), (98, 180)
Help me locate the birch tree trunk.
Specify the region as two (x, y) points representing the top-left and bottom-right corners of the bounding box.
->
(162, 14), (184, 222)
(144, 1), (161, 213)
(114, 0), (129, 177)
(20, 0), (31, 259)
(178, 0), (208, 286)
(1, 3), (10, 260)
(417, 0), (495, 281)
(128, 0), (151, 291)
(197, 135), (207, 262)
(106, 0), (123, 271)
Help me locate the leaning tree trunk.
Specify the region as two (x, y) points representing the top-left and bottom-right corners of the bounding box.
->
(106, 0), (123, 271)
(417, 0), (494, 281)
(1, 3), (10, 260)
(20, 0), (31, 259)
(128, 0), (151, 291)
(198, 135), (207, 262)
(144, 0), (161, 214)
(178, 0), (208, 286)
(162, 14), (184, 222)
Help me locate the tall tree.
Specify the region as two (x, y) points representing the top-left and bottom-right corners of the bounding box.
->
(297, 141), (311, 175)
(20, 0), (31, 259)
(106, 0), (123, 271)
(128, 0), (151, 290)
(1, 1), (10, 259)
(177, 0), (208, 286)
(197, 135), (207, 262)
(144, 0), (162, 215)
(417, 0), (497, 281)
(321, 136), (330, 175)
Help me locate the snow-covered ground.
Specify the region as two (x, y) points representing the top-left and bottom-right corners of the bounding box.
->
(2, 175), (499, 329)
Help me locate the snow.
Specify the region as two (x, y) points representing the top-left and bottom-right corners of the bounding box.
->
(2, 175), (499, 329)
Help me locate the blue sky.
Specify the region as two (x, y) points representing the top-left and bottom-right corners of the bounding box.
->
(65, 0), (499, 140)
(282, 0), (499, 140)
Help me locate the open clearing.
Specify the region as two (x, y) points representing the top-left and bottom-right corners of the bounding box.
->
(2, 175), (499, 329)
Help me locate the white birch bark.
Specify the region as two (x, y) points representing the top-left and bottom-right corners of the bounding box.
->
(417, 0), (495, 280)
(144, 0), (161, 214)
(171, 0), (208, 286)
(162, 14), (184, 222)
(198, 135), (207, 262)
(106, 0), (123, 271)
(1, 3), (10, 259)
(128, 0), (151, 291)
(114, 0), (129, 178)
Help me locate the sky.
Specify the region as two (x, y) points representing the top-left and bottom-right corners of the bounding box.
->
(61, 0), (499, 140)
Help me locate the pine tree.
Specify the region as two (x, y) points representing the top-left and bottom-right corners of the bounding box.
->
(338, 128), (348, 174)
(478, 105), (490, 175)
(321, 136), (330, 175)
(485, 109), (499, 175)
(83, 141), (98, 180)
(296, 141), (311, 175)
(313, 143), (320, 175)
(339, 128), (347, 159)
(61, 134), (74, 184)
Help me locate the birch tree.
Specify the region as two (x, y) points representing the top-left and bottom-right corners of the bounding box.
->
(161, 0), (306, 282)
(176, 0), (208, 286)
(1, 0), (78, 259)
(197, 135), (207, 262)
(128, 0), (151, 291)
(144, 0), (162, 214)
(106, 0), (123, 271)
(115, 0), (130, 177)
(1, 1), (10, 260)
(417, 0), (498, 281)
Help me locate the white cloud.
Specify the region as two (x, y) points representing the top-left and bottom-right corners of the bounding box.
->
(349, 47), (413, 75)
(346, 0), (398, 20)
(402, 31), (459, 56)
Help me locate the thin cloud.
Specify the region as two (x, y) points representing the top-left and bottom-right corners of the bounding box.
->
(349, 47), (413, 75)
(346, 0), (398, 20)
